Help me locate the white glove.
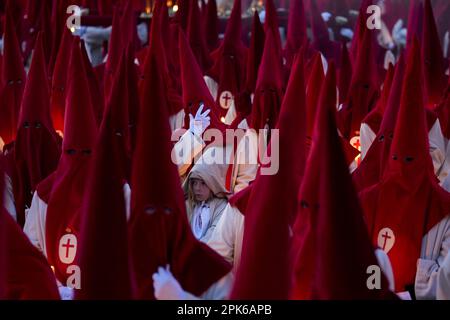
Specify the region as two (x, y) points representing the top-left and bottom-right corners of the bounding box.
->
(58, 286), (74, 300)
(335, 16), (348, 26)
(392, 19), (407, 47)
(321, 12), (332, 22)
(340, 28), (354, 40)
(152, 265), (187, 300)
(189, 104), (211, 137)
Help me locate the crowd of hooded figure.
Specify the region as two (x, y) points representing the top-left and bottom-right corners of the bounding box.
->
(1, 0), (450, 300)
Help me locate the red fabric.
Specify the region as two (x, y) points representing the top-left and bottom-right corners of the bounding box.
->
(104, 5), (123, 101)
(50, 26), (73, 134)
(306, 53), (325, 139)
(244, 12), (265, 94)
(128, 53), (231, 300)
(359, 39), (450, 292)
(292, 62), (395, 300)
(435, 80), (450, 139)
(231, 53), (307, 299)
(45, 38), (99, 285)
(75, 58), (133, 300)
(103, 48), (133, 182)
(12, 33), (61, 227)
(284, 0), (307, 68)
(204, 0), (219, 52)
(229, 183), (253, 215)
(187, 0), (211, 72)
(80, 40), (105, 127)
(144, 0), (182, 119)
(178, 28), (226, 133)
(362, 63), (396, 135)
(208, 0), (247, 119)
(264, 0), (282, 58)
(250, 30), (284, 131)
(175, 0), (190, 31)
(338, 14), (380, 140)
(422, 0), (447, 109)
(353, 55), (405, 192)
(309, 0), (341, 62)
(1, 207), (60, 299)
(0, 154), (59, 300)
(0, 154), (7, 299)
(406, 0), (424, 48)
(337, 42), (353, 105)
(123, 46), (140, 157)
(293, 62), (396, 299)
(0, 8), (26, 146)
(48, 0), (71, 76)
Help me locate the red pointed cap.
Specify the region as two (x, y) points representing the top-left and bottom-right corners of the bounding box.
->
(129, 53), (231, 299)
(18, 33), (54, 132)
(422, 0), (447, 108)
(204, 0), (219, 52)
(230, 53), (307, 299)
(251, 29), (284, 130)
(245, 11), (265, 93)
(222, 0), (243, 52)
(178, 29), (224, 130)
(312, 87), (394, 300)
(337, 42), (353, 104)
(63, 38), (98, 152)
(50, 26), (73, 133)
(187, 0), (212, 72)
(353, 54), (405, 192)
(1, 6), (26, 85)
(284, 0), (307, 66)
(387, 38), (432, 178)
(75, 83), (132, 299)
(406, 0), (424, 48)
(306, 53), (326, 138)
(264, 0), (282, 56)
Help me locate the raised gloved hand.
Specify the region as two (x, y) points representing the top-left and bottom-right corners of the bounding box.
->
(189, 104), (211, 137)
(152, 265), (187, 300)
(392, 19), (407, 47)
(340, 28), (354, 40)
(58, 286), (74, 300)
(321, 11), (332, 22)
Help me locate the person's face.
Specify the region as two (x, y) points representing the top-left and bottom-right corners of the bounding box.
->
(190, 178), (212, 202)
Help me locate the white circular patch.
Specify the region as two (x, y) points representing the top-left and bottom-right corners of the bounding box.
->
(377, 227), (395, 254)
(59, 234), (78, 264)
(350, 135), (361, 151)
(219, 91), (233, 110)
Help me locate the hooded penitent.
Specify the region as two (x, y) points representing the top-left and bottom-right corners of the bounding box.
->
(12, 33), (61, 228)
(43, 37), (99, 286)
(230, 53), (307, 299)
(359, 38), (450, 292)
(128, 52), (231, 300)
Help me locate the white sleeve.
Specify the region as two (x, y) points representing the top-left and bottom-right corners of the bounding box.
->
(233, 130), (258, 193)
(3, 173), (17, 221)
(415, 217), (450, 300)
(123, 183), (131, 222)
(375, 249), (395, 292)
(437, 250), (450, 300)
(360, 123), (376, 160)
(207, 204), (237, 266)
(428, 119), (447, 183)
(173, 130), (205, 177)
(23, 192), (47, 256)
(203, 76), (218, 101)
